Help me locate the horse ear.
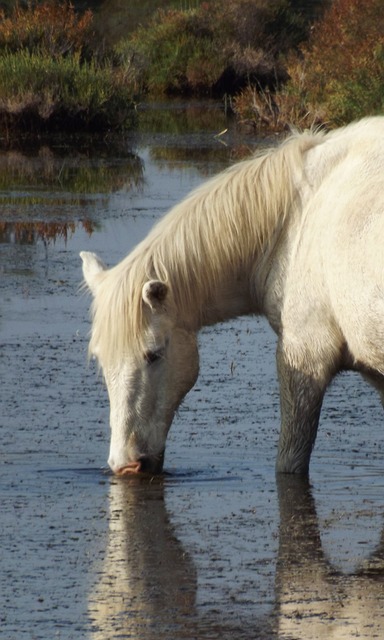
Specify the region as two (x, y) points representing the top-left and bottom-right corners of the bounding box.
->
(142, 280), (168, 311)
(80, 251), (107, 295)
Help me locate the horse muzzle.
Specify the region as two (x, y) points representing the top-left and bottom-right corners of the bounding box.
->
(113, 452), (165, 476)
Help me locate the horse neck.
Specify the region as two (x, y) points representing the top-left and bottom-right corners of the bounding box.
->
(198, 270), (255, 327)
(154, 152), (297, 330)
(194, 224), (286, 328)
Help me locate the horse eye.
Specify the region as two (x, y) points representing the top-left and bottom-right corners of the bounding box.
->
(144, 349), (163, 365)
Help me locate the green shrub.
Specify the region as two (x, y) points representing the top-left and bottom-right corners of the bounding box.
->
(119, 0), (307, 96)
(116, 7), (223, 95)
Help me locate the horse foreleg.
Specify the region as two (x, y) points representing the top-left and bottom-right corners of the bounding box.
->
(275, 341), (331, 474)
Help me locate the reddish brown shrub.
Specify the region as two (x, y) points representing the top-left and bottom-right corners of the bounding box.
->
(288, 0), (384, 124)
(0, 1), (94, 58)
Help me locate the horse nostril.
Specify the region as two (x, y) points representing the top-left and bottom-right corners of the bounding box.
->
(138, 452), (164, 474)
(137, 456), (147, 472)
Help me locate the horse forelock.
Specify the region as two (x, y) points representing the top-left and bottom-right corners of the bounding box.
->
(89, 129), (324, 367)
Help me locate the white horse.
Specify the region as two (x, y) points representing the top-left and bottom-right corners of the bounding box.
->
(81, 116), (384, 475)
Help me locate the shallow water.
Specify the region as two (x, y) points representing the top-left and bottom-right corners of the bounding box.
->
(2, 104), (384, 639)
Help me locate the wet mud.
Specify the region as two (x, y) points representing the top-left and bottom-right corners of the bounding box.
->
(2, 108), (384, 639)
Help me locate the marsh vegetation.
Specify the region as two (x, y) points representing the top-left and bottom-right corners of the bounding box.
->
(0, 0), (382, 133)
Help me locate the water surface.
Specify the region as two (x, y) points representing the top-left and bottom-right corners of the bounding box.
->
(2, 102), (384, 639)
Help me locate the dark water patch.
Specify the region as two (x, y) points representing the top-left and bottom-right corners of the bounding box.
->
(37, 465), (111, 482)
(165, 467), (243, 484)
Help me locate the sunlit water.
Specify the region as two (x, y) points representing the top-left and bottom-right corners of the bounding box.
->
(1, 102), (384, 639)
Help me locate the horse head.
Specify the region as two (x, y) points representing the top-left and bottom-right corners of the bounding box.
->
(81, 251), (199, 474)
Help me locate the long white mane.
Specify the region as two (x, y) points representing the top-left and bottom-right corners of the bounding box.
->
(88, 128), (325, 365)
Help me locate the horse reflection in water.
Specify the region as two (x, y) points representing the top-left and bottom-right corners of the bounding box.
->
(88, 478), (384, 639)
(276, 477), (384, 639)
(87, 478), (197, 638)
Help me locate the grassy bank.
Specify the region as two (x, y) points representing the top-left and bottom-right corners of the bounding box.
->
(0, 1), (137, 135)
